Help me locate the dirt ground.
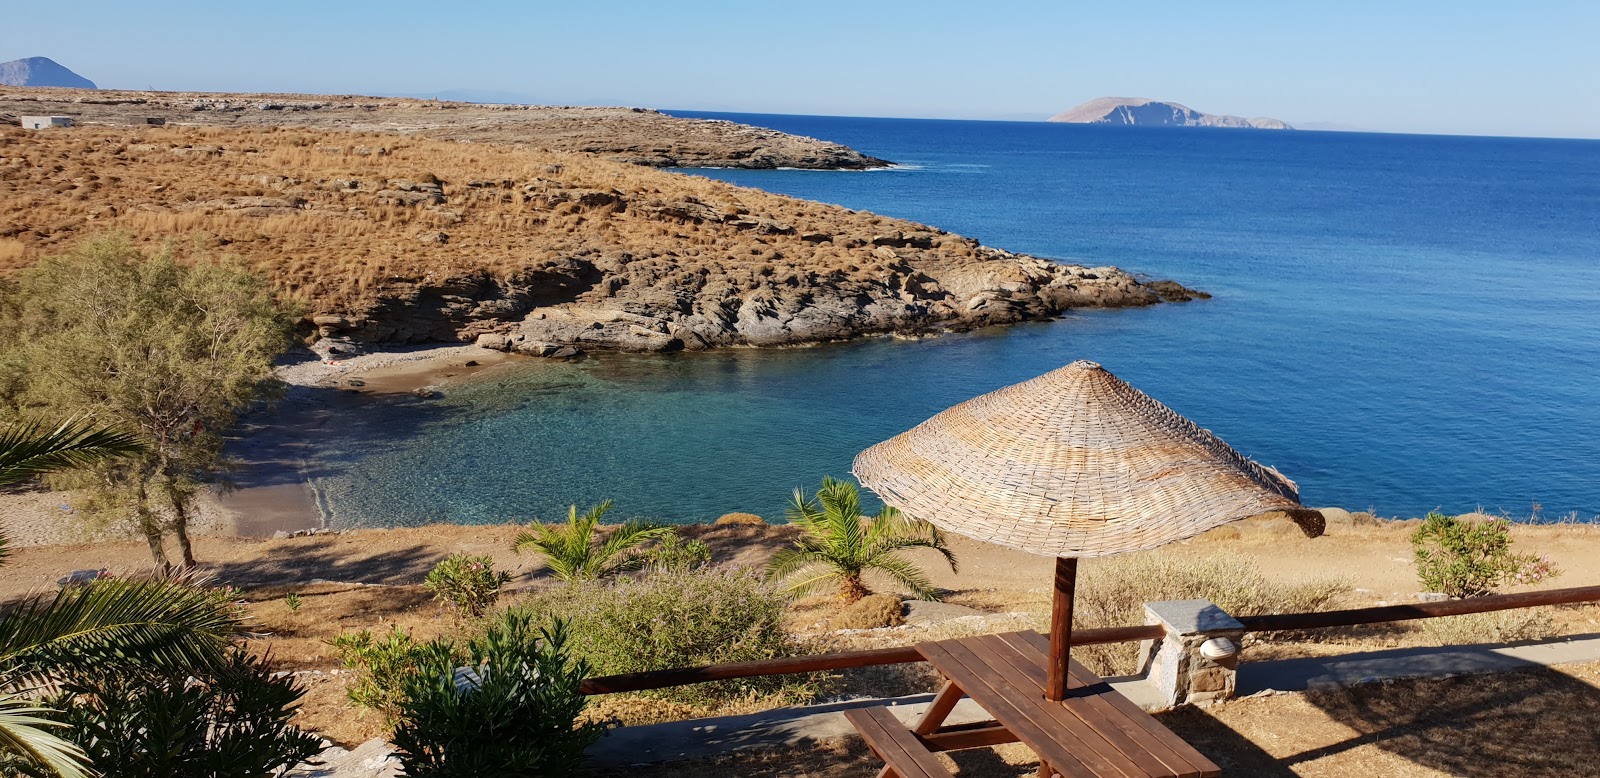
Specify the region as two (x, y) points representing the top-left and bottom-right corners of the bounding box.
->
(3, 513), (1599, 773)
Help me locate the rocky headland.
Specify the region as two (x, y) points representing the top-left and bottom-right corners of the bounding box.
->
(0, 87), (888, 170)
(1051, 97), (1291, 130)
(1, 125), (1201, 355)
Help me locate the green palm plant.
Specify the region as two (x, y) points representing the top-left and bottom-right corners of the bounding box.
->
(512, 501), (674, 582)
(0, 418), (143, 490)
(767, 477), (957, 604)
(0, 418), (240, 778)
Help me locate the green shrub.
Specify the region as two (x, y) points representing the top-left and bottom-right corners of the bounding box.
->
(1070, 552), (1350, 676)
(391, 613), (603, 778)
(333, 626), (435, 721)
(529, 567), (815, 706)
(284, 592), (302, 612)
(835, 593), (905, 630)
(424, 553), (513, 617)
(1412, 512), (1560, 597)
(648, 531), (712, 572)
(37, 649), (322, 778)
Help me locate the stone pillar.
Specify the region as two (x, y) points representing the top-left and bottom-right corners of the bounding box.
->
(1139, 599), (1245, 709)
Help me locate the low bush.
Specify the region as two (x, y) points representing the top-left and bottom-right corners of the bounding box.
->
(36, 648), (322, 778)
(648, 531), (712, 572)
(424, 553), (512, 617)
(1419, 607), (1558, 646)
(834, 593), (905, 630)
(1070, 552), (1350, 676)
(714, 512), (766, 526)
(333, 626), (434, 722)
(1412, 511), (1560, 597)
(528, 567), (817, 707)
(391, 614), (603, 778)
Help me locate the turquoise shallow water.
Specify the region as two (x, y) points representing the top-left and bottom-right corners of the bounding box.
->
(310, 116), (1600, 527)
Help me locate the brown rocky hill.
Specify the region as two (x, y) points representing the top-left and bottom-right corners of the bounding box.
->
(0, 87), (887, 170)
(0, 125), (1201, 352)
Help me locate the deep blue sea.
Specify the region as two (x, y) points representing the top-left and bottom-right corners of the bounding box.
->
(308, 114), (1600, 528)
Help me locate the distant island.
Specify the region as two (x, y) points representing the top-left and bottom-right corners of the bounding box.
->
(0, 56), (96, 89)
(1050, 97), (1291, 130)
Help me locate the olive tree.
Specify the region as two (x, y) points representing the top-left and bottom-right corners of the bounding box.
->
(3, 235), (292, 571)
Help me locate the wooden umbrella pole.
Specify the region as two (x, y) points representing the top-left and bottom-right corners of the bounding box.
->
(1045, 556), (1078, 702)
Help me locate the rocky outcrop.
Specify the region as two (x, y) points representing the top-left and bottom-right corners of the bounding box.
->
(0, 87), (889, 169)
(0, 57), (96, 89)
(6, 126), (1204, 353)
(316, 246), (1203, 353)
(1050, 98), (1291, 130)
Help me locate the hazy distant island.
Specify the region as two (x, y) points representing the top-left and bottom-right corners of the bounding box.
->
(0, 56), (96, 89)
(1051, 97), (1292, 130)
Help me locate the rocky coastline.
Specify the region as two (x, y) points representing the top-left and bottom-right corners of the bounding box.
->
(318, 246), (1204, 356)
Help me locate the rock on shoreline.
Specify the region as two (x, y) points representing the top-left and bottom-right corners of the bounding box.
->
(448, 250), (1204, 355)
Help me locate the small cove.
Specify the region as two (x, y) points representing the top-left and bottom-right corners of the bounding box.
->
(296, 116), (1600, 527)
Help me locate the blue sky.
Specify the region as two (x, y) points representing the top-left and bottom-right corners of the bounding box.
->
(5, 1), (1597, 138)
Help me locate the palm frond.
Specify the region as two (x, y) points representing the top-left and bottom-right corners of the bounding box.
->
(863, 517), (958, 575)
(0, 693), (90, 778)
(594, 521), (674, 578)
(765, 548), (833, 584)
(774, 566), (848, 600)
(0, 418), (144, 489)
(865, 555), (942, 602)
(0, 578), (240, 687)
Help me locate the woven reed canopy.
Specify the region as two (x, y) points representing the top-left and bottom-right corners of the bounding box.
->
(853, 360), (1323, 559)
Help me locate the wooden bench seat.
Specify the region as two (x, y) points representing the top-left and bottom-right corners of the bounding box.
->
(844, 706), (956, 778)
(846, 630), (1219, 778)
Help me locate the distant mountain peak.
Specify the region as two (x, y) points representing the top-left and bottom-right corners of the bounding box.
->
(1050, 97), (1290, 130)
(0, 57), (97, 89)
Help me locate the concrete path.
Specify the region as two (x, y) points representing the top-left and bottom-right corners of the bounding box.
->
(1237, 631), (1600, 694)
(586, 632), (1600, 769)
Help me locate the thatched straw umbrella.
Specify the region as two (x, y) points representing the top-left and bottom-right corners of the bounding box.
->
(853, 360), (1323, 701)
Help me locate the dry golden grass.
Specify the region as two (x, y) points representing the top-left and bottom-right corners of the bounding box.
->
(0, 125), (970, 315)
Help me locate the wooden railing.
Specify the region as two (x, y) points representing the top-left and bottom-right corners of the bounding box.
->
(579, 583), (1600, 696)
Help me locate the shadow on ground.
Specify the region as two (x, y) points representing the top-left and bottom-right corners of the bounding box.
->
(1157, 707), (1298, 776)
(1295, 666), (1600, 777)
(211, 541), (443, 587)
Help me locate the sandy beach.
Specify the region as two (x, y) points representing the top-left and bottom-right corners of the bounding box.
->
(0, 343), (522, 546)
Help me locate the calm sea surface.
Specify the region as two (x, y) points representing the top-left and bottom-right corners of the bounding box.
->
(308, 115), (1600, 527)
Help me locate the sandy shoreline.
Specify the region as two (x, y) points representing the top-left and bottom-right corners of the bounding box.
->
(0, 343), (523, 546)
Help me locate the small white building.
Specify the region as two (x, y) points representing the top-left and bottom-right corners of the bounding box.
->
(20, 116), (74, 130)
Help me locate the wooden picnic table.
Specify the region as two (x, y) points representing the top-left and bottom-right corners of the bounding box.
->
(845, 630), (1220, 778)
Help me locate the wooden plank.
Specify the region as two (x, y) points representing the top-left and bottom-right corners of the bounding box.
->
(920, 639), (1122, 777)
(1015, 631), (1221, 778)
(581, 625), (1163, 696)
(915, 681), (965, 735)
(985, 632), (1184, 777)
(918, 723), (1017, 752)
(1235, 583), (1600, 633)
(845, 707), (954, 778)
(961, 634), (1161, 777)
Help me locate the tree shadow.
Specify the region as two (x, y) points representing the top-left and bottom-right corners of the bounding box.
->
(210, 540), (444, 588)
(1155, 707), (1299, 777)
(1294, 666), (1600, 777)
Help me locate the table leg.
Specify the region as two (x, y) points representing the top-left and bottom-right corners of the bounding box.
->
(1036, 759), (1055, 778)
(916, 680), (965, 735)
